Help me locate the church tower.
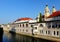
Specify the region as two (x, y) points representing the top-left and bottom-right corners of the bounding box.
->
(44, 5), (50, 20)
(44, 5), (50, 18)
(52, 6), (56, 13)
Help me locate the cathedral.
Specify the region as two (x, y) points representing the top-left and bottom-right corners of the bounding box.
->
(37, 5), (57, 22)
(34, 5), (60, 37)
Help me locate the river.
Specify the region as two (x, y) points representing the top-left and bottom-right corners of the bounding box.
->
(0, 31), (55, 42)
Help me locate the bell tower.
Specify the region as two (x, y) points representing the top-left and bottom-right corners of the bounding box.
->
(44, 5), (50, 18)
(44, 5), (50, 21)
(52, 6), (56, 13)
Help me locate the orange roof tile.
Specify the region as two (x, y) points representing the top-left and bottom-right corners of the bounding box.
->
(16, 17), (33, 21)
(47, 11), (60, 18)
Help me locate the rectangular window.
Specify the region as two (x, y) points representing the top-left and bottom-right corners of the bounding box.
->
(20, 24), (21, 27)
(48, 31), (50, 34)
(54, 31), (55, 35)
(52, 25), (55, 28)
(58, 25), (60, 28)
(42, 30), (43, 33)
(23, 24), (24, 27)
(23, 29), (24, 32)
(57, 31), (59, 35)
(40, 30), (41, 33)
(26, 24), (28, 27)
(31, 25), (33, 27)
(46, 31), (47, 34)
(48, 25), (51, 28)
(26, 29), (28, 32)
(40, 30), (43, 34)
(35, 27), (37, 29)
(55, 24), (57, 28)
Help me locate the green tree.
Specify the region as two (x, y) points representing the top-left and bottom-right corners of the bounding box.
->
(39, 13), (42, 22)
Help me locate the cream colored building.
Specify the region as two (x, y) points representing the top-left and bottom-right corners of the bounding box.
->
(2, 5), (60, 38)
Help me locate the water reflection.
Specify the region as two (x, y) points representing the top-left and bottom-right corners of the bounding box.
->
(0, 28), (3, 42)
(3, 31), (54, 42)
(0, 33), (3, 42)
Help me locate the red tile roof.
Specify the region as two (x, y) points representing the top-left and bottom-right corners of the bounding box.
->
(16, 17), (33, 21)
(47, 11), (60, 18)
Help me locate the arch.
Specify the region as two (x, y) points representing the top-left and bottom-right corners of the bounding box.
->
(40, 24), (43, 27)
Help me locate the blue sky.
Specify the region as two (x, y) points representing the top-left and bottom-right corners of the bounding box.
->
(0, 0), (60, 24)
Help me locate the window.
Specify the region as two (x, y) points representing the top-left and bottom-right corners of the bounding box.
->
(40, 24), (43, 27)
(48, 25), (51, 28)
(55, 24), (57, 28)
(26, 24), (28, 27)
(46, 31), (47, 34)
(52, 25), (55, 28)
(26, 29), (28, 32)
(48, 31), (50, 34)
(54, 31), (55, 35)
(23, 29), (24, 32)
(42, 30), (43, 33)
(23, 24), (24, 27)
(40, 30), (43, 34)
(57, 31), (59, 35)
(40, 30), (41, 33)
(20, 24), (21, 27)
(35, 27), (37, 29)
(31, 25), (33, 27)
(58, 25), (60, 28)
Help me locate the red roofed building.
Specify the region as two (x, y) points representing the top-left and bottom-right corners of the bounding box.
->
(48, 11), (60, 18)
(16, 17), (33, 21)
(44, 5), (57, 21)
(45, 11), (60, 21)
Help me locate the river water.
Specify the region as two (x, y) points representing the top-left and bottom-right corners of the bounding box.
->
(0, 31), (54, 42)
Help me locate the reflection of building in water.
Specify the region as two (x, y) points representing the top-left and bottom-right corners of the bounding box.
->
(0, 32), (3, 42)
(3, 32), (53, 42)
(0, 26), (3, 42)
(2, 5), (60, 41)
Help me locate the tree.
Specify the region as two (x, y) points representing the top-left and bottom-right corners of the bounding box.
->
(39, 13), (42, 22)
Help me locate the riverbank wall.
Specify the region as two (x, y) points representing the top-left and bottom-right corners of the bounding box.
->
(9, 30), (60, 42)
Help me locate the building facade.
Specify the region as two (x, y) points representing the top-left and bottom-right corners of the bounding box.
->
(2, 5), (60, 38)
